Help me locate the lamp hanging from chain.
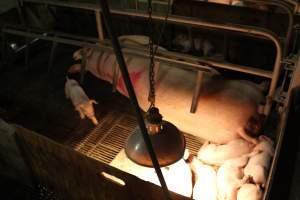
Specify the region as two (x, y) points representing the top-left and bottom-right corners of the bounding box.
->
(125, 0), (186, 167)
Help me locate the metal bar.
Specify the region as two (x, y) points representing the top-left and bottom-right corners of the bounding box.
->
(20, 1), (284, 110)
(48, 40), (58, 73)
(243, 0), (293, 56)
(223, 33), (229, 60)
(283, 0), (298, 13)
(16, 0), (26, 25)
(263, 87), (292, 200)
(112, 60), (119, 93)
(135, 0), (139, 10)
(98, 0), (171, 199)
(80, 49), (87, 85)
(190, 71), (204, 113)
(3, 24), (281, 115)
(25, 33), (30, 70)
(103, 9), (284, 115)
(3, 26), (273, 78)
(95, 11), (105, 41)
(1, 31), (6, 68)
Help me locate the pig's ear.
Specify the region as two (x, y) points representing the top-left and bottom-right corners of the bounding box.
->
(89, 100), (98, 105)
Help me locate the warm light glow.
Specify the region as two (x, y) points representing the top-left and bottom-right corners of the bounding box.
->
(110, 149), (193, 197)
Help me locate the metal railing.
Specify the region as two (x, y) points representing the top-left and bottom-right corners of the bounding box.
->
(6, 0), (287, 115)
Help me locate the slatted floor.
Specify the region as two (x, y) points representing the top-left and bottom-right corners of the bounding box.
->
(65, 110), (204, 164)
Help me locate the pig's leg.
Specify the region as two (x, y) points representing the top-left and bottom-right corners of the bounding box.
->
(90, 116), (99, 125)
(76, 107), (85, 119)
(237, 127), (258, 144)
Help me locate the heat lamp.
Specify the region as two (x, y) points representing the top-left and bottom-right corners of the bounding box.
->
(124, 0), (186, 167)
(125, 107), (186, 167)
(99, 0), (183, 198)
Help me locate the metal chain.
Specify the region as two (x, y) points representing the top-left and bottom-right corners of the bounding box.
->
(148, 0), (156, 108)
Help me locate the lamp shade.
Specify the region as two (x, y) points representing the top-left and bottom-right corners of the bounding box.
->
(125, 120), (186, 167)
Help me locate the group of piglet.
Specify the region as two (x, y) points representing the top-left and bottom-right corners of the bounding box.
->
(190, 135), (274, 200)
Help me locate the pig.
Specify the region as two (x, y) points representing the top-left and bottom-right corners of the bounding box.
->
(237, 184), (263, 200)
(232, 1), (269, 10)
(65, 77), (98, 125)
(197, 139), (254, 166)
(191, 158), (218, 200)
(244, 136), (274, 186)
(172, 34), (215, 56)
(253, 135), (274, 156)
(217, 156), (250, 200)
(68, 35), (265, 144)
(162, 159), (193, 197)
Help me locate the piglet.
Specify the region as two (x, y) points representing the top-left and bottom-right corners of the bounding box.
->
(191, 158), (217, 200)
(244, 136), (274, 186)
(65, 77), (99, 125)
(197, 139), (253, 166)
(237, 184), (263, 200)
(217, 156), (250, 200)
(253, 135), (274, 156)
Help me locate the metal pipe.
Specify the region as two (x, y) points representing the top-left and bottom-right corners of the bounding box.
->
(80, 49), (87, 84)
(135, 0), (139, 10)
(3, 26), (273, 78)
(242, 0), (293, 57)
(21, 1), (284, 109)
(3, 27), (277, 113)
(283, 0), (298, 13)
(95, 11), (104, 41)
(48, 40), (57, 73)
(98, 0), (171, 199)
(16, 0), (26, 25)
(190, 71), (204, 113)
(263, 88), (292, 200)
(1, 31), (7, 68)
(25, 33), (30, 70)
